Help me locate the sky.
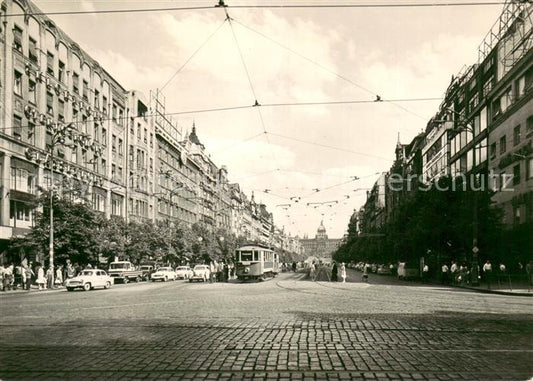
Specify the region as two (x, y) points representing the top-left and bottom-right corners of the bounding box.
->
(30, 0), (505, 238)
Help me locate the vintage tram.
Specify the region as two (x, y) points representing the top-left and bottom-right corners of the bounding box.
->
(235, 243), (279, 281)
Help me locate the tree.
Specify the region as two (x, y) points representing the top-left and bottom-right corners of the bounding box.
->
(23, 192), (100, 266)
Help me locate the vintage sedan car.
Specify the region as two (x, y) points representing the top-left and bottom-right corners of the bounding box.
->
(140, 264), (157, 281)
(150, 267), (177, 282)
(175, 266), (193, 279)
(189, 265), (211, 282)
(66, 269), (114, 291)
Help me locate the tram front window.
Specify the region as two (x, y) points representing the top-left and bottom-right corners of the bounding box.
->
(240, 251), (253, 261)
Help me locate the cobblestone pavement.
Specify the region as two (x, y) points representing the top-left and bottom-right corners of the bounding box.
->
(0, 273), (531, 380)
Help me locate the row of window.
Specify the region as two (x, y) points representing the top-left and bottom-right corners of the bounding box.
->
(12, 17), (127, 124)
(450, 142), (488, 176)
(497, 160), (533, 189)
(491, 67), (533, 120)
(129, 198), (151, 218)
(489, 115), (533, 160)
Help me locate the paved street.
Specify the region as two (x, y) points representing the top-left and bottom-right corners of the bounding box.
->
(0, 272), (531, 381)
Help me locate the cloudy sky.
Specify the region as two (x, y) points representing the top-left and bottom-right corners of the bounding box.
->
(32, 0), (504, 238)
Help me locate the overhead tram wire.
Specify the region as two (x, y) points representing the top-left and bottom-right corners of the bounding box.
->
(0, 96), (441, 132)
(222, 5), (282, 175)
(160, 18), (228, 92)
(210, 132), (265, 154)
(267, 132), (392, 161)
(2, 2), (506, 17)
(230, 18), (432, 122)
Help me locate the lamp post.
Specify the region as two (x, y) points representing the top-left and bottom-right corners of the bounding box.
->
(46, 122), (77, 287)
(440, 110), (482, 285)
(43, 122), (102, 287)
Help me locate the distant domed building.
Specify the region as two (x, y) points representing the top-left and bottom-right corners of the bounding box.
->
(300, 221), (342, 261)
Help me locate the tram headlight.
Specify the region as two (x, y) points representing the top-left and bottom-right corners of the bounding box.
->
(244, 267), (249, 274)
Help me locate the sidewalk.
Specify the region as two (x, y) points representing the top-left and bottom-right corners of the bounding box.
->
(336, 268), (533, 297)
(451, 281), (532, 296)
(0, 284), (65, 295)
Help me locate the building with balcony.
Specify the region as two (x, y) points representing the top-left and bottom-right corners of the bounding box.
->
(0, 0), (131, 247)
(0, 0), (300, 262)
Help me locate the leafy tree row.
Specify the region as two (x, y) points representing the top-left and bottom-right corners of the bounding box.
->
(333, 176), (530, 270)
(8, 192), (250, 267)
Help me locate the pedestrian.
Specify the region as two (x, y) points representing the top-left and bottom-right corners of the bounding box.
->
(362, 263), (369, 282)
(331, 262), (338, 282)
(292, 262), (297, 272)
(483, 260), (492, 289)
(499, 263), (506, 273)
(0, 264), (4, 292)
(55, 265), (63, 288)
(450, 261), (458, 284)
(309, 262), (316, 281)
(3, 264), (14, 291)
(46, 266), (53, 289)
(527, 261), (533, 286)
(19, 265), (26, 290)
(36, 264), (45, 290)
(340, 262), (346, 283)
(224, 263), (229, 282)
(66, 263), (75, 280)
(209, 261), (216, 283)
(441, 263), (449, 284)
(217, 262), (223, 282)
(24, 265), (34, 290)
(422, 264), (429, 283)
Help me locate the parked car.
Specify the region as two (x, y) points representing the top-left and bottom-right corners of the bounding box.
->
(140, 264), (156, 281)
(190, 265), (211, 282)
(108, 261), (143, 283)
(66, 269), (114, 291)
(175, 266), (193, 279)
(150, 267), (177, 282)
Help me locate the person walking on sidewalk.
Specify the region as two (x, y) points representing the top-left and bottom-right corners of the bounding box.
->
(340, 263), (346, 283)
(55, 265), (63, 288)
(331, 262), (338, 282)
(2, 264), (14, 291)
(441, 263), (449, 284)
(36, 264), (45, 290)
(24, 265), (34, 290)
(483, 260), (492, 289)
(450, 261), (458, 284)
(362, 263), (369, 283)
(46, 266), (53, 289)
(422, 264), (429, 283)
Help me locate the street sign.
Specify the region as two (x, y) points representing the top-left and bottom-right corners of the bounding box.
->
(472, 246), (479, 254)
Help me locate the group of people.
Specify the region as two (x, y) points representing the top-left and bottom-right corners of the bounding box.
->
(308, 261), (347, 282)
(439, 259), (531, 289)
(440, 261), (475, 285)
(0, 260), (84, 292)
(207, 261), (235, 283)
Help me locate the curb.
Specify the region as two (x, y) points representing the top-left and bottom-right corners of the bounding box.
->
(452, 284), (533, 297)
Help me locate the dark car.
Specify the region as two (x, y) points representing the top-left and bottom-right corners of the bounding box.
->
(140, 264), (156, 281)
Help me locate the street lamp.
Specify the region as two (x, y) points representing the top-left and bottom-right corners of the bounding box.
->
(40, 122), (102, 286)
(46, 122), (77, 286)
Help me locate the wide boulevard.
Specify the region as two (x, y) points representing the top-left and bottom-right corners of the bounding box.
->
(0, 270), (531, 381)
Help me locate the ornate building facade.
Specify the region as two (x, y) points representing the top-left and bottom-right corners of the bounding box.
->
(300, 221), (341, 260)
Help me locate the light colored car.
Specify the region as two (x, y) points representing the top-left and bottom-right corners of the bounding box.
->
(150, 267), (177, 282)
(66, 269), (114, 291)
(175, 266), (193, 279)
(190, 265), (211, 282)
